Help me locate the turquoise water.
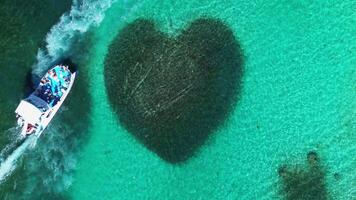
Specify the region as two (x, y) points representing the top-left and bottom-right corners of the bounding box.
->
(0, 0), (355, 199)
(70, 0), (355, 199)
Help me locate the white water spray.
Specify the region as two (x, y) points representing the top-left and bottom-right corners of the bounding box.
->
(0, 136), (36, 183)
(0, 0), (142, 194)
(33, 0), (117, 76)
(0, 0), (117, 185)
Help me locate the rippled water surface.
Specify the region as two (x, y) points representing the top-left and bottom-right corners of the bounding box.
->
(0, 0), (355, 199)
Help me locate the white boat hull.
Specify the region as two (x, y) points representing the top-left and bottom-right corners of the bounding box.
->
(15, 65), (77, 137)
(34, 72), (76, 137)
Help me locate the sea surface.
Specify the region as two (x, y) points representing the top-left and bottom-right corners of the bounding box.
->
(0, 0), (355, 199)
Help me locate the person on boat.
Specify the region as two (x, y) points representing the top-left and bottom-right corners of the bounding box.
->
(26, 123), (36, 134)
(40, 79), (46, 85)
(62, 66), (71, 80)
(56, 65), (70, 89)
(52, 94), (61, 106)
(49, 94), (56, 107)
(48, 71), (60, 93)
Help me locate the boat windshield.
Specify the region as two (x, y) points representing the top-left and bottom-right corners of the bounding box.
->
(33, 65), (71, 107)
(25, 94), (49, 112)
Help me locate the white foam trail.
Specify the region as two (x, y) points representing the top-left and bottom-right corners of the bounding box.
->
(0, 0), (142, 195)
(0, 0), (117, 183)
(33, 0), (116, 76)
(0, 136), (35, 183)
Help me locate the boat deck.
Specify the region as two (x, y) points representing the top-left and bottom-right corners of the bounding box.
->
(34, 65), (71, 107)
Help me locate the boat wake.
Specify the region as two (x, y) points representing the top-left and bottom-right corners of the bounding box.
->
(33, 0), (117, 78)
(0, 130), (36, 183)
(0, 0), (116, 190)
(0, 0), (141, 198)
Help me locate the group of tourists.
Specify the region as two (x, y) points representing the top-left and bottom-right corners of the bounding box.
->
(36, 65), (71, 107)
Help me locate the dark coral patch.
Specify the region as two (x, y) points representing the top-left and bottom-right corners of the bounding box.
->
(278, 151), (330, 200)
(104, 18), (243, 163)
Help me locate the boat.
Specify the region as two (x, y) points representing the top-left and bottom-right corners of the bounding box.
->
(15, 64), (77, 137)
